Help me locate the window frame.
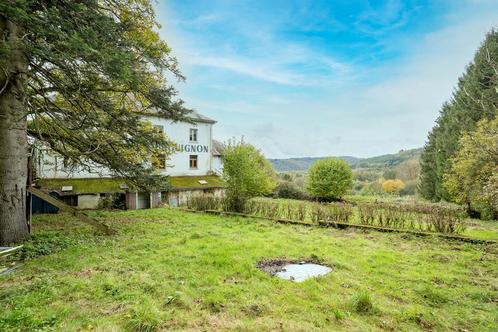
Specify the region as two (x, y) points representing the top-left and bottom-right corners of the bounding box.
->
(63, 157), (70, 169)
(189, 128), (198, 142)
(189, 154), (198, 169)
(62, 157), (76, 170)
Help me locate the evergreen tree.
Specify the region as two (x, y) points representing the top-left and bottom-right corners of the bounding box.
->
(0, 1), (190, 244)
(419, 30), (498, 201)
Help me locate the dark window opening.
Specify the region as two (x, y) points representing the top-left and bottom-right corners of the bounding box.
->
(60, 195), (78, 207)
(189, 128), (198, 142)
(189, 155), (198, 169)
(62, 157), (77, 170)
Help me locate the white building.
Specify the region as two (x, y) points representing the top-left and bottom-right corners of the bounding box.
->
(37, 111), (222, 178)
(33, 111), (225, 210)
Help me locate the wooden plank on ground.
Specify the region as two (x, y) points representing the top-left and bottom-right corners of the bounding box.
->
(28, 187), (114, 235)
(0, 246), (23, 258)
(1, 246), (23, 275)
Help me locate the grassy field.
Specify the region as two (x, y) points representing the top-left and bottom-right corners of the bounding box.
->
(1, 208), (497, 331)
(192, 196), (498, 240)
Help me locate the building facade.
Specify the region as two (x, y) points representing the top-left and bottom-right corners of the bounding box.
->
(37, 111), (220, 178)
(33, 111), (225, 210)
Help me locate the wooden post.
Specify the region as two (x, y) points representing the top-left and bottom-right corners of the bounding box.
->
(26, 149), (33, 234)
(28, 187), (114, 235)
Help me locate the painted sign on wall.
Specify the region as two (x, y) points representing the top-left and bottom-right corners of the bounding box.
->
(175, 144), (209, 153)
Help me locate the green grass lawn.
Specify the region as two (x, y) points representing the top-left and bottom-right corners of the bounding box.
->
(464, 219), (498, 240)
(1, 208), (497, 331)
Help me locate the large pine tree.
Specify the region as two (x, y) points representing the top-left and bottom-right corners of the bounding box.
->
(419, 30), (498, 202)
(0, 1), (190, 244)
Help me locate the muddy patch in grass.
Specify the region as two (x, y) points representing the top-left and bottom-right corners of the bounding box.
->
(257, 257), (332, 282)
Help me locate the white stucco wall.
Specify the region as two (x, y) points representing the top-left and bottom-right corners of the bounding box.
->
(77, 194), (101, 209)
(35, 149), (115, 179)
(148, 116), (213, 176)
(36, 114), (219, 179)
(212, 156), (223, 175)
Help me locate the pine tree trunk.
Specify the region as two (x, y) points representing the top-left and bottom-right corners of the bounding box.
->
(0, 17), (29, 245)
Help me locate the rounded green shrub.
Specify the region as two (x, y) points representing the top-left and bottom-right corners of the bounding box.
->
(306, 158), (353, 201)
(273, 181), (307, 200)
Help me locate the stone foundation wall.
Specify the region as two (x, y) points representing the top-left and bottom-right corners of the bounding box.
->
(77, 194), (101, 209)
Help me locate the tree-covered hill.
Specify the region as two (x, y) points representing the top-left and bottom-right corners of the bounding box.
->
(269, 148), (422, 172)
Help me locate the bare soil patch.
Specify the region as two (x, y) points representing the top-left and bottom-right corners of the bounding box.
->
(257, 256), (324, 275)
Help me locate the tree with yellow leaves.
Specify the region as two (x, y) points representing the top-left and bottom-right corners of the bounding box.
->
(382, 179), (406, 194)
(444, 115), (498, 219)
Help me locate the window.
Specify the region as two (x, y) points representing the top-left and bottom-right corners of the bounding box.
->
(63, 157), (70, 169)
(153, 153), (166, 169)
(189, 155), (198, 169)
(189, 128), (198, 142)
(62, 157), (77, 170)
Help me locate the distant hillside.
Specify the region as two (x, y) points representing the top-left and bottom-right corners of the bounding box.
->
(269, 148), (422, 172)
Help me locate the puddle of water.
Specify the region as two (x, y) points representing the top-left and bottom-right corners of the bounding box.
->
(275, 263), (332, 282)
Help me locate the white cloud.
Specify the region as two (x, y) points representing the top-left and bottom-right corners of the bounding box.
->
(218, 15), (498, 158)
(354, 0), (411, 36)
(158, 1), (498, 158)
(179, 46), (353, 87)
(184, 56), (301, 85)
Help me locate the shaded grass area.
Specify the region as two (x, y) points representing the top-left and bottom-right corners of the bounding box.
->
(1, 208), (497, 331)
(464, 219), (498, 240)
(344, 194), (422, 204)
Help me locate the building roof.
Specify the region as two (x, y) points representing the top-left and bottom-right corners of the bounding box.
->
(35, 178), (128, 195)
(188, 111), (216, 124)
(212, 140), (225, 156)
(143, 109), (216, 124)
(168, 175), (224, 190)
(36, 175), (224, 194)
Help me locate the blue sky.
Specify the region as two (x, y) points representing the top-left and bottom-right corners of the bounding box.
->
(156, 0), (498, 158)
